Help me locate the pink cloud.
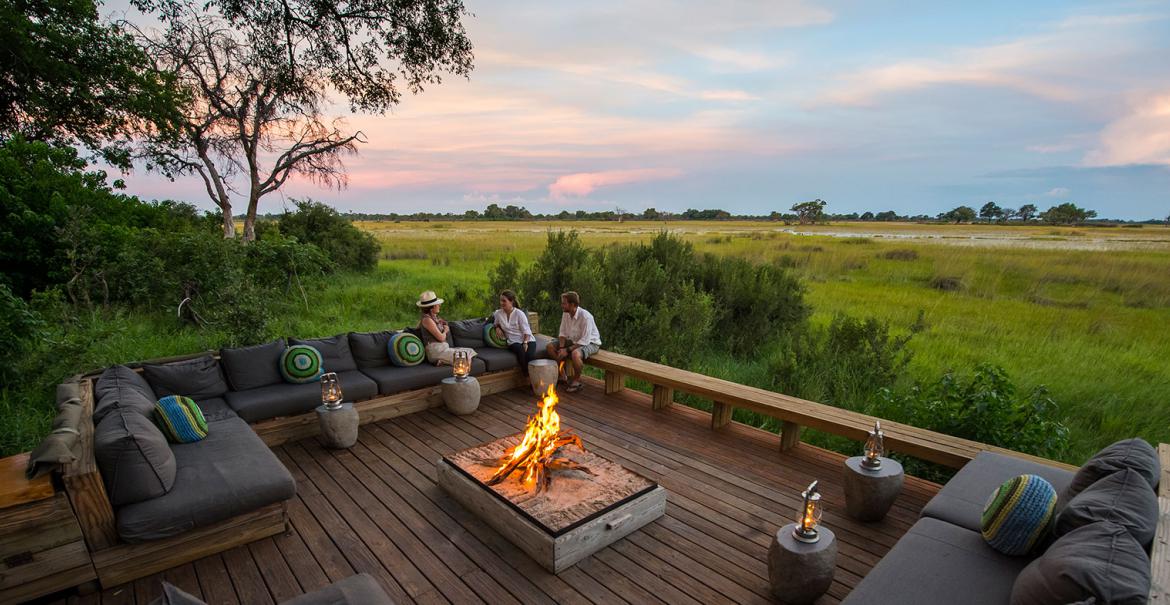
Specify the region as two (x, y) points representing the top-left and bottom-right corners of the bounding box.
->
(1084, 91), (1170, 167)
(548, 168), (683, 198)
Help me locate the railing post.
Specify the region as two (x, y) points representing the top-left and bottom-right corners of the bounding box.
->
(711, 401), (733, 429)
(604, 371), (625, 395)
(652, 385), (673, 410)
(779, 421), (802, 450)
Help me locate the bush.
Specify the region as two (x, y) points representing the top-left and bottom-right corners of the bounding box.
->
(694, 253), (809, 356)
(276, 199), (378, 272)
(882, 249), (919, 261)
(0, 283), (45, 381)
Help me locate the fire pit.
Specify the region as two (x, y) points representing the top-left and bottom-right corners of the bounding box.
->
(436, 386), (666, 573)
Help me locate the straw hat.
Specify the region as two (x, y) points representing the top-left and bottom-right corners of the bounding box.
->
(416, 290), (444, 308)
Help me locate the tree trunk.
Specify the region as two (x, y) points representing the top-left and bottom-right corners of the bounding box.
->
(222, 210), (235, 238)
(243, 191), (260, 242)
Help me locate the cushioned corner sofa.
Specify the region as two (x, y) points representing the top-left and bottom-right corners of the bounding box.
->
(842, 439), (1164, 604)
(54, 315), (553, 590)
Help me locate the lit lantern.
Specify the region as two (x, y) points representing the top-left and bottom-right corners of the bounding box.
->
(862, 420), (884, 470)
(452, 349), (472, 381)
(793, 480), (823, 543)
(321, 372), (343, 410)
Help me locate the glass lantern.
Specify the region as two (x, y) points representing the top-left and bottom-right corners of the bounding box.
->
(862, 420), (884, 470)
(793, 480), (823, 543)
(452, 349), (472, 381)
(321, 372), (343, 410)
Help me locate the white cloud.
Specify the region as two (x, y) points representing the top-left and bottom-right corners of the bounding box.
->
(1084, 91), (1170, 166)
(1044, 187), (1071, 198)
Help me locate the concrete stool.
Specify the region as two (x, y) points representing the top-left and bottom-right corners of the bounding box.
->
(843, 456), (904, 522)
(316, 402), (358, 449)
(528, 359), (559, 397)
(442, 376), (481, 415)
(768, 524), (836, 604)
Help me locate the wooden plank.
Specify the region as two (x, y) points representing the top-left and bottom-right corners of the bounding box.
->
(711, 401), (733, 430)
(652, 385), (673, 410)
(221, 545), (276, 605)
(247, 539), (302, 603)
(1159, 443), (1170, 500)
(193, 555), (239, 605)
(779, 421), (802, 450)
(60, 378), (119, 552)
(1151, 444), (1170, 604)
(604, 370), (625, 395)
(0, 453), (54, 508)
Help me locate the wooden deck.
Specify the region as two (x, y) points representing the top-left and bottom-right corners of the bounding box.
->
(47, 378), (940, 605)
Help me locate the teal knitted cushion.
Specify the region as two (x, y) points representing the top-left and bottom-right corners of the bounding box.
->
(388, 332), (425, 366)
(981, 474), (1057, 556)
(280, 344), (323, 383)
(153, 395), (208, 443)
(484, 322), (508, 348)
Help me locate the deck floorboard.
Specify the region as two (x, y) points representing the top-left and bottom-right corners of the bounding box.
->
(76, 379), (938, 604)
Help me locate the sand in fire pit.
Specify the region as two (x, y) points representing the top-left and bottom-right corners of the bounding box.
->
(446, 434), (655, 533)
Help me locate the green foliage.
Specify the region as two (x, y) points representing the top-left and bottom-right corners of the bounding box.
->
(486, 255), (521, 306)
(0, 283), (45, 381)
(940, 205), (977, 223)
(791, 199), (827, 224)
(276, 200), (378, 272)
(1041, 203), (1098, 225)
(695, 254), (809, 356)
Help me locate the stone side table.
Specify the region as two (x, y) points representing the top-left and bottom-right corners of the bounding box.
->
(442, 376), (481, 415)
(316, 402), (358, 449)
(843, 456), (904, 522)
(528, 359), (559, 397)
(768, 523), (836, 604)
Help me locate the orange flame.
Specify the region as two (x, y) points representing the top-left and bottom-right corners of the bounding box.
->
(488, 384), (584, 491)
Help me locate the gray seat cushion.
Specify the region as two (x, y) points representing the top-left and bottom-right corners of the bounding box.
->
(194, 397), (237, 422)
(1011, 521), (1151, 605)
(282, 573), (394, 605)
(361, 358), (486, 394)
(1064, 438), (1159, 503)
(921, 451), (1074, 533)
(143, 355), (230, 401)
(95, 407), (177, 506)
(474, 347), (519, 371)
(1055, 468), (1158, 548)
(842, 517), (1031, 605)
(290, 334), (358, 373)
(449, 318), (488, 348)
(220, 339), (286, 391)
(224, 370), (377, 423)
(94, 365), (158, 424)
(116, 415), (296, 542)
(348, 331), (396, 368)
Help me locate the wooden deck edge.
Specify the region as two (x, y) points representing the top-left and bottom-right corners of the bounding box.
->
(1150, 444), (1170, 604)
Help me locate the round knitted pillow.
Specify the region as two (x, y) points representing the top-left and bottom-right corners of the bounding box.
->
(280, 345), (323, 383)
(484, 322), (509, 348)
(388, 332), (425, 367)
(981, 474), (1057, 556)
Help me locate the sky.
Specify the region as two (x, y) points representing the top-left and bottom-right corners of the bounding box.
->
(108, 0), (1170, 219)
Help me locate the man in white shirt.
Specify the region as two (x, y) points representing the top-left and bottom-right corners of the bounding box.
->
(546, 291), (602, 393)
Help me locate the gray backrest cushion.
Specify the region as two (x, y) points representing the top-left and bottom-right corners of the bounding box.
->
(290, 334), (358, 373)
(94, 365), (157, 424)
(94, 407), (176, 506)
(1056, 468), (1158, 548)
(1011, 521), (1150, 605)
(1065, 438), (1159, 502)
(219, 339), (286, 391)
(348, 331), (396, 368)
(143, 355), (229, 401)
(449, 318), (487, 348)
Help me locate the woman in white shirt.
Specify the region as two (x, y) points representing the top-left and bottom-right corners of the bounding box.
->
(491, 290), (536, 375)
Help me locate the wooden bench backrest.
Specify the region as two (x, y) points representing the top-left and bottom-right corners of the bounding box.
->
(59, 377), (119, 551)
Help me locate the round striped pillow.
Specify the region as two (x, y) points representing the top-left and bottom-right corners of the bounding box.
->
(280, 344), (323, 383)
(981, 474), (1057, 556)
(388, 332), (425, 366)
(484, 322), (509, 348)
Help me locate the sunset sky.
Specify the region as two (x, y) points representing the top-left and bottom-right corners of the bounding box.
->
(110, 0), (1170, 219)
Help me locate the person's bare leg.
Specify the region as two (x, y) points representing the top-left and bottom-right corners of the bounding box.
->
(568, 349), (584, 389)
(551, 344), (569, 382)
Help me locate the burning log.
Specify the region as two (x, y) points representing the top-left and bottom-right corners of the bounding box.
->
(486, 385), (591, 493)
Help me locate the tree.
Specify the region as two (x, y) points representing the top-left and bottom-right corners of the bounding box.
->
(859, 211), (875, 221)
(1017, 204), (1038, 222)
(643, 207), (662, 220)
(1040, 203), (1097, 225)
(275, 200), (377, 271)
(999, 207), (1016, 223)
(133, 0), (474, 239)
(979, 202), (1004, 223)
(940, 206), (976, 224)
(875, 210), (899, 222)
(791, 199), (827, 225)
(0, 0), (180, 168)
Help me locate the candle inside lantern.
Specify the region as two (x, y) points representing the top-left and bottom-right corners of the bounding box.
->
(862, 420), (884, 470)
(793, 480), (823, 543)
(452, 349), (472, 381)
(321, 372), (343, 410)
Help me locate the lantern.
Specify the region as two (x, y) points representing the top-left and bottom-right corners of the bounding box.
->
(862, 420), (884, 470)
(793, 480), (823, 543)
(452, 349), (472, 381)
(320, 372), (343, 410)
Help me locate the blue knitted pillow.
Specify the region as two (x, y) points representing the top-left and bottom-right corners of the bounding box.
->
(388, 332), (425, 367)
(981, 474), (1057, 556)
(280, 344), (323, 383)
(153, 395), (208, 443)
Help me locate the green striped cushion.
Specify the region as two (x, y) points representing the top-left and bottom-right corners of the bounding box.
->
(281, 345), (323, 383)
(981, 474), (1057, 556)
(484, 322), (509, 348)
(388, 332), (425, 366)
(153, 396), (208, 443)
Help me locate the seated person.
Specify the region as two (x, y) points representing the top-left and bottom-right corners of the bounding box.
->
(416, 290), (476, 366)
(545, 291), (602, 393)
(492, 289), (536, 375)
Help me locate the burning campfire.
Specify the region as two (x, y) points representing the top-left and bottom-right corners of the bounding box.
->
(486, 385), (593, 494)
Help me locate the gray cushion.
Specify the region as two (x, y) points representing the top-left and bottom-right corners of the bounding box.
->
(94, 365), (157, 424)
(116, 415), (296, 542)
(1065, 438), (1159, 503)
(282, 573), (394, 605)
(920, 451), (1074, 533)
(361, 358), (486, 394)
(143, 356), (229, 401)
(1056, 468), (1158, 548)
(148, 582), (206, 605)
(219, 339), (286, 391)
(290, 334), (358, 373)
(224, 370), (377, 423)
(1011, 521), (1151, 605)
(474, 347), (519, 372)
(94, 407), (177, 507)
(449, 318), (488, 348)
(193, 397), (236, 422)
(532, 334), (555, 359)
(348, 331), (396, 369)
(842, 517), (1030, 605)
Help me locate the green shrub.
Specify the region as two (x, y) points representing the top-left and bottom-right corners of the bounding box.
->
(0, 283), (45, 381)
(695, 254), (809, 356)
(276, 199), (378, 272)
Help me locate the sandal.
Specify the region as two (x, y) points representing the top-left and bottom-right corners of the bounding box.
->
(566, 382), (584, 393)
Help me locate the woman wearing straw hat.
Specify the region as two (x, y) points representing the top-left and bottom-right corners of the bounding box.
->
(417, 290), (477, 366)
